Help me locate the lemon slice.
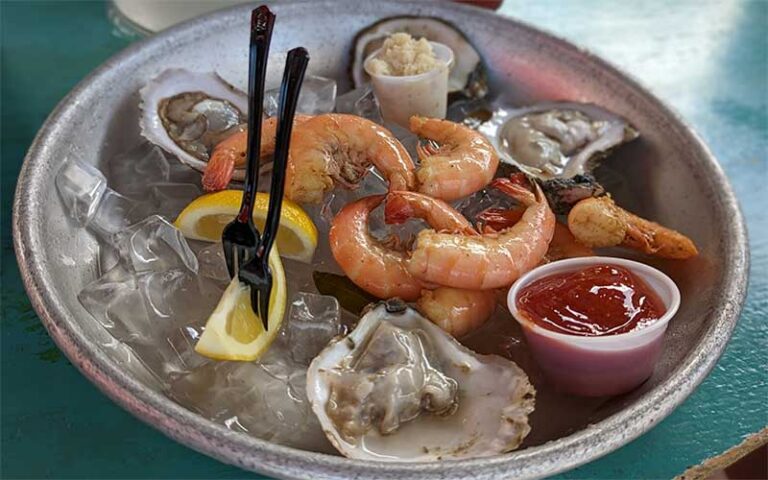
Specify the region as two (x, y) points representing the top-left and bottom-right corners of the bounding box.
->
(174, 190), (317, 263)
(195, 247), (286, 361)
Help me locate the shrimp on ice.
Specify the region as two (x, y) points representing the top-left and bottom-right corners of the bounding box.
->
(330, 192), (495, 337)
(477, 208), (594, 261)
(400, 174), (555, 290)
(201, 115), (312, 192)
(384, 190), (498, 336)
(416, 287), (497, 338)
(286, 114), (416, 203)
(567, 196), (698, 259)
(410, 116), (499, 201)
(329, 195), (422, 301)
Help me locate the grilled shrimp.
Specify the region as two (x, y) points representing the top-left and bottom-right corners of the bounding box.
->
(202, 115), (312, 192)
(286, 114), (416, 203)
(403, 174), (555, 290)
(410, 116), (499, 201)
(330, 192), (495, 337)
(567, 196), (698, 259)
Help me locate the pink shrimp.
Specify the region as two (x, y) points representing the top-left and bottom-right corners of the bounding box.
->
(402, 174), (556, 290)
(416, 287), (497, 338)
(410, 116), (499, 201)
(330, 192), (496, 337)
(478, 207), (594, 262)
(329, 195), (422, 301)
(286, 114), (416, 203)
(201, 115), (312, 192)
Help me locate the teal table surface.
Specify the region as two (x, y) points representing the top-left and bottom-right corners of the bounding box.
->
(2, 1), (766, 478)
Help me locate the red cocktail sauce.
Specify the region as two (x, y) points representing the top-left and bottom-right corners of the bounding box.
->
(516, 264), (666, 336)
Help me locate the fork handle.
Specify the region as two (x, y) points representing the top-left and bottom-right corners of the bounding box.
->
(260, 47), (309, 256)
(238, 6), (275, 224)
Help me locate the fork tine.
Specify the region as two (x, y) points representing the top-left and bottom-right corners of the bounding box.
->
(258, 283), (271, 331)
(223, 238), (235, 277)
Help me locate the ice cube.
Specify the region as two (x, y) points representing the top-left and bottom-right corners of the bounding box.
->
(78, 264), (213, 383)
(385, 121), (420, 160)
(138, 267), (221, 325)
(146, 182), (202, 221)
(335, 86), (382, 123)
(264, 75), (337, 116)
(108, 143), (171, 197)
(284, 292), (342, 365)
(112, 215), (199, 274)
(56, 156), (108, 226)
(168, 359), (334, 452)
(196, 242), (231, 285)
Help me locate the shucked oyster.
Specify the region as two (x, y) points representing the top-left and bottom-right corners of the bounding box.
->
(140, 69), (247, 179)
(307, 300), (535, 461)
(480, 102), (639, 213)
(351, 16), (487, 100)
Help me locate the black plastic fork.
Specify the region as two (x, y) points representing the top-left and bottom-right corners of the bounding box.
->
(221, 6), (274, 278)
(240, 47), (309, 327)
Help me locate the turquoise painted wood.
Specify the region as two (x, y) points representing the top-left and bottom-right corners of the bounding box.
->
(2, 1), (765, 478)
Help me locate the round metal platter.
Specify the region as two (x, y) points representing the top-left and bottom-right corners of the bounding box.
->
(12, 1), (748, 478)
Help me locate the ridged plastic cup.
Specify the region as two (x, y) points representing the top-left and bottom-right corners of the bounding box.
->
(507, 257), (681, 397)
(363, 41), (454, 128)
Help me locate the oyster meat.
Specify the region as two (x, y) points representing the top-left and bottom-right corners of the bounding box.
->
(350, 16), (487, 100)
(140, 69), (247, 179)
(307, 300), (535, 461)
(480, 102), (639, 213)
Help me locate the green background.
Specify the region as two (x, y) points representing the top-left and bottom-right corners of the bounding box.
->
(2, 1), (766, 478)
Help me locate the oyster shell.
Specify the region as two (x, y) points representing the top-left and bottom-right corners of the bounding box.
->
(140, 69), (248, 180)
(307, 300), (535, 461)
(480, 102), (638, 213)
(350, 16), (487, 100)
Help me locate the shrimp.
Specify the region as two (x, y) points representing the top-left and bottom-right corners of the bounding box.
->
(410, 116), (499, 201)
(286, 114), (416, 203)
(567, 196), (698, 259)
(402, 174), (555, 290)
(201, 115), (312, 192)
(416, 287), (497, 338)
(330, 192), (496, 337)
(329, 195), (422, 301)
(477, 207), (594, 261)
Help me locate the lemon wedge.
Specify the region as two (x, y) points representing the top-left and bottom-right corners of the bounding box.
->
(174, 190), (317, 263)
(195, 247), (286, 361)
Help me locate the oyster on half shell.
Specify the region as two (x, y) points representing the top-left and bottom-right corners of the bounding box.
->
(307, 300), (535, 461)
(480, 102), (639, 213)
(140, 69), (248, 181)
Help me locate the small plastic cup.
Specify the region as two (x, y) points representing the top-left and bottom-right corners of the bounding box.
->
(507, 257), (680, 397)
(363, 41), (454, 129)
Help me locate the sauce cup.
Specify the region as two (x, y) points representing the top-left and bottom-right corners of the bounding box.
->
(363, 41), (454, 128)
(507, 256), (681, 397)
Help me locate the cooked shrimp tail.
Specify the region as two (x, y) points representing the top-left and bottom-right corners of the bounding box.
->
(417, 287), (497, 338)
(567, 196), (698, 259)
(202, 127), (246, 191)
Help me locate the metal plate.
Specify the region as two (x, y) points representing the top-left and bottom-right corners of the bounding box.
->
(12, 1), (748, 478)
